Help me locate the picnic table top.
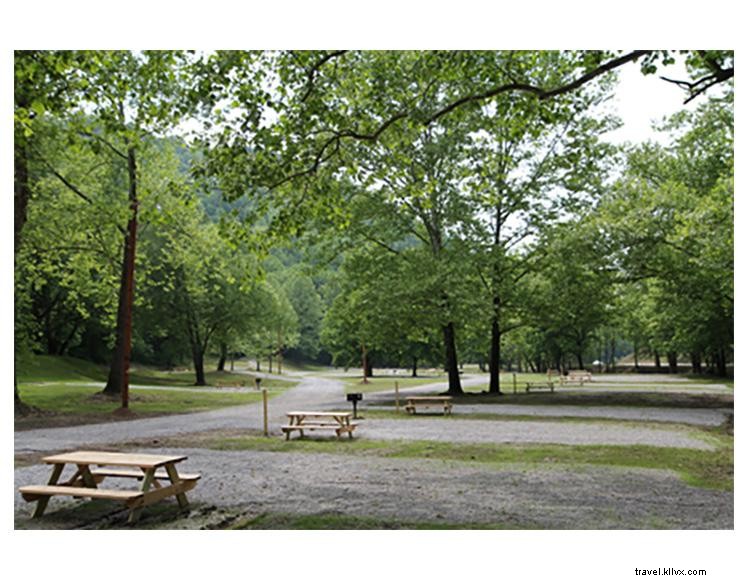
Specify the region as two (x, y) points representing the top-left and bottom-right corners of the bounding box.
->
(406, 395), (453, 401)
(286, 411), (352, 417)
(42, 451), (188, 469)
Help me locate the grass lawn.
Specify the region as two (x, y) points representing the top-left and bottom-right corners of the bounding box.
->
(16, 355), (107, 383)
(16, 354), (292, 390)
(335, 374), (449, 394)
(17, 383), (265, 415)
(14, 355), (298, 430)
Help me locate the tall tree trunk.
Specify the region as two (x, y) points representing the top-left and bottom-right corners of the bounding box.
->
(633, 340), (639, 371)
(690, 351), (702, 374)
(102, 145), (138, 410)
(488, 313), (502, 394)
(14, 139), (31, 415)
(277, 330), (283, 375)
(268, 353), (273, 374)
(192, 346), (206, 386)
(361, 343), (369, 384)
(256, 358), (261, 372)
(411, 357), (418, 377)
(715, 348), (727, 377)
(217, 342), (227, 371)
(442, 322), (462, 395)
(609, 337), (616, 373)
(654, 350), (661, 370)
(667, 351), (678, 374)
(576, 352), (584, 370)
(58, 318), (81, 355)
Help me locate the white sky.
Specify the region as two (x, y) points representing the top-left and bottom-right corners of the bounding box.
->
(605, 55), (698, 145)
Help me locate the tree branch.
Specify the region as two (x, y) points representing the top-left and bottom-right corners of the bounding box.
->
(270, 51), (652, 190)
(78, 130), (129, 161)
(300, 50), (348, 102)
(426, 50), (652, 125)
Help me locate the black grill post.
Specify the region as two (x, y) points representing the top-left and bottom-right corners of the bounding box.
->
(346, 393), (363, 419)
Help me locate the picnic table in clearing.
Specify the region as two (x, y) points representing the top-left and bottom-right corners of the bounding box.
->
(404, 396), (453, 416)
(282, 411), (358, 440)
(18, 450), (201, 524)
(561, 370), (594, 385)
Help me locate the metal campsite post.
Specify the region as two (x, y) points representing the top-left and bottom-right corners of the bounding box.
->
(262, 388), (269, 437)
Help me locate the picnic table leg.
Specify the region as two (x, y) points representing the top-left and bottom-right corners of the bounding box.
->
(165, 464), (190, 510)
(128, 468), (156, 524)
(78, 464), (98, 489)
(32, 463), (64, 518)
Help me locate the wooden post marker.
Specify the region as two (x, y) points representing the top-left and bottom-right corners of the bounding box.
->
(395, 381), (400, 413)
(262, 388), (269, 437)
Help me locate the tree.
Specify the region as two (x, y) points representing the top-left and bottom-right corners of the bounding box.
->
(25, 51), (190, 407)
(14, 51), (80, 413)
(463, 70), (617, 392)
(597, 95), (733, 375)
(145, 186), (263, 385)
(198, 50), (731, 195)
(525, 222), (615, 370)
(321, 243), (444, 381)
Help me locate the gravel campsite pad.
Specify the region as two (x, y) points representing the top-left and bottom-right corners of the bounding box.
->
(13, 447), (732, 529)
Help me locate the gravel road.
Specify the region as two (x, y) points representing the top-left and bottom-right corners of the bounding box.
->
(15, 375), (719, 452)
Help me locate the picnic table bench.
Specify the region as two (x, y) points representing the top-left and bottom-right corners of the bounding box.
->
(282, 411), (358, 440)
(18, 451), (201, 523)
(404, 396), (453, 416)
(561, 370), (593, 385)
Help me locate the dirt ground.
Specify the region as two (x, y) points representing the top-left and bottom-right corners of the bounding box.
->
(13, 446), (733, 530)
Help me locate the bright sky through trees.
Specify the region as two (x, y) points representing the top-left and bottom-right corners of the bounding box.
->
(606, 56), (697, 145)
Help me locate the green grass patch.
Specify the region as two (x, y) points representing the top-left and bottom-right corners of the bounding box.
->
(200, 433), (733, 491)
(277, 359), (333, 373)
(336, 375), (449, 394)
(15, 354), (293, 390)
(16, 383), (265, 417)
(127, 367), (291, 390)
(16, 355), (107, 383)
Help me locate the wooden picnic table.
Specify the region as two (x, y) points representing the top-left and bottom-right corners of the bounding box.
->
(404, 396), (453, 416)
(561, 370), (593, 385)
(18, 450), (201, 523)
(282, 411), (357, 440)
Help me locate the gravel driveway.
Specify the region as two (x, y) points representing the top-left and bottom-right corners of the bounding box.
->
(13, 447), (733, 529)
